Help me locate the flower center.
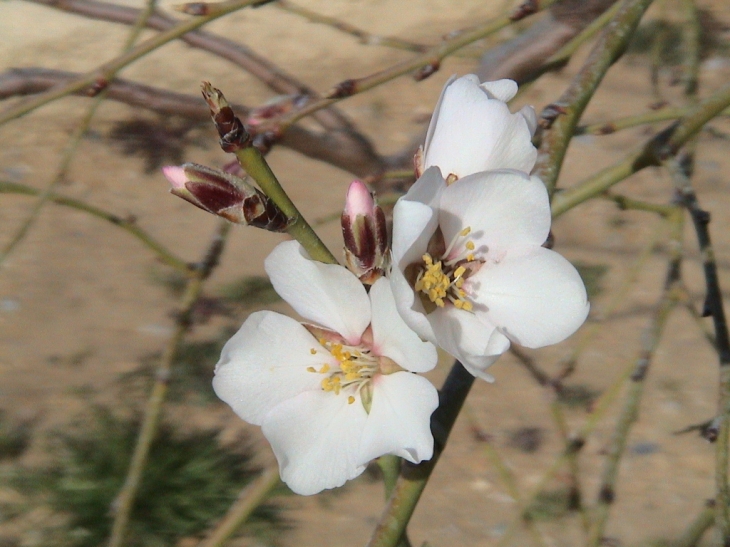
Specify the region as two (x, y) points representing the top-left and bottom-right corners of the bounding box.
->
(307, 338), (380, 410)
(414, 226), (479, 312)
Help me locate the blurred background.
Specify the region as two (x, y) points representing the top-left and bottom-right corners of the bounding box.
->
(1, 0), (730, 545)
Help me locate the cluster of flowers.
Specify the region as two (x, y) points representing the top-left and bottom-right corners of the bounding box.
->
(164, 75), (589, 496)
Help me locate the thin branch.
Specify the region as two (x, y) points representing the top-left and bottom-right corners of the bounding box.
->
(0, 0), (264, 127)
(534, 0), (656, 196)
(575, 105), (730, 136)
(587, 207), (684, 546)
(601, 190), (677, 216)
(667, 157), (730, 545)
(275, 0), (427, 53)
(197, 466), (281, 547)
(260, 0), (560, 135)
(108, 220), (232, 547)
(551, 82), (730, 218)
(0, 68), (386, 178)
(24, 0), (354, 133)
(671, 502), (715, 547)
(0, 180), (189, 271)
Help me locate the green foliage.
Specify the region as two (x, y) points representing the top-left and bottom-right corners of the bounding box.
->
(0, 410), (32, 461)
(525, 488), (572, 521)
(573, 261), (609, 300)
(23, 407), (285, 547)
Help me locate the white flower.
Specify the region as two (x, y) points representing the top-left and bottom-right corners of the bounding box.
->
(390, 167), (589, 380)
(419, 74), (538, 180)
(213, 240), (439, 495)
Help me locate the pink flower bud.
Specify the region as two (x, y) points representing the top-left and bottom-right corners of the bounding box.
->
(162, 163), (290, 232)
(344, 180), (376, 217)
(341, 181), (389, 284)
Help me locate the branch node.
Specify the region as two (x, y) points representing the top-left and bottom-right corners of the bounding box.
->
(326, 79), (357, 99)
(413, 60), (440, 81)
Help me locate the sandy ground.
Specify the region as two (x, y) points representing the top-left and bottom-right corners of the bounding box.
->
(1, 0), (730, 546)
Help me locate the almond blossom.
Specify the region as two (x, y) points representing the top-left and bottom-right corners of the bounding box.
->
(418, 74), (538, 180)
(390, 167), (589, 380)
(213, 240), (439, 495)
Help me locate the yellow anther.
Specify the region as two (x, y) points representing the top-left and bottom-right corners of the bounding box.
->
(466, 253), (475, 261)
(460, 227), (471, 237)
(310, 348), (317, 355)
(348, 396), (355, 404)
(453, 266), (466, 279)
(466, 240), (475, 251)
(307, 366), (317, 373)
(319, 364), (330, 373)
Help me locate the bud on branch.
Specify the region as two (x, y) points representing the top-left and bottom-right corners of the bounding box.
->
(163, 163), (290, 232)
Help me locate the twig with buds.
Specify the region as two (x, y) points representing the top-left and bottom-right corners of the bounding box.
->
(201, 82), (337, 264)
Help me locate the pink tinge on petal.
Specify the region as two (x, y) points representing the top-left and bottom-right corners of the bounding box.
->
(344, 180), (375, 217)
(161, 165), (188, 189)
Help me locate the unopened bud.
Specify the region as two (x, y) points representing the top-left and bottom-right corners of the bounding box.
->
(341, 180), (389, 284)
(162, 163), (290, 232)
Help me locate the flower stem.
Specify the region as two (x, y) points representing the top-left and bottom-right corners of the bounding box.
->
(366, 362), (474, 547)
(201, 82), (337, 264)
(108, 220), (231, 547)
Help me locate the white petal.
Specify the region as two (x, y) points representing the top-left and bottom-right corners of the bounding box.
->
(401, 165), (446, 210)
(471, 247), (590, 348)
(429, 306), (509, 380)
(359, 372), (438, 464)
(439, 171), (550, 255)
(423, 76), (537, 177)
(391, 171), (443, 267)
(479, 79), (518, 102)
(262, 390), (368, 495)
(213, 311), (333, 425)
(265, 240), (370, 344)
(519, 105), (538, 136)
(369, 278), (438, 373)
(388, 260), (437, 343)
(424, 75), (459, 161)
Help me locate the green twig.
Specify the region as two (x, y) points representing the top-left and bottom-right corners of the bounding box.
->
(197, 466), (281, 547)
(575, 105), (730, 136)
(0, 0), (263, 127)
(671, 503), (715, 547)
(0, 0), (158, 268)
(108, 220), (232, 547)
(601, 190), (677, 216)
(535, 0), (656, 197)
(200, 82), (337, 264)
(0, 180), (189, 271)
(551, 82), (730, 218)
(587, 207), (684, 547)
